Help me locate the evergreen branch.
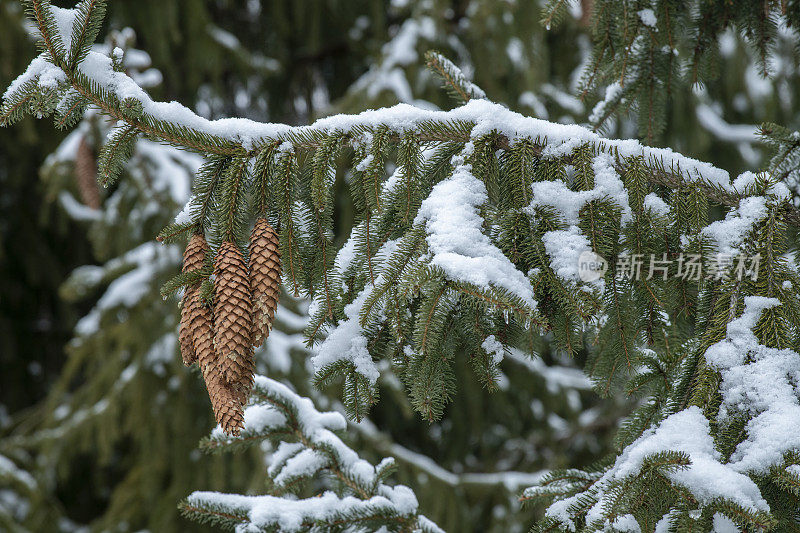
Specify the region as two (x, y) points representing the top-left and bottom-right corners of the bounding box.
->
(424, 50), (486, 104)
(160, 268), (211, 300)
(218, 156), (249, 242)
(540, 0), (571, 31)
(155, 222), (195, 244)
(96, 123), (137, 187)
(67, 0), (107, 70)
(12, 2), (800, 229)
(188, 376), (434, 532)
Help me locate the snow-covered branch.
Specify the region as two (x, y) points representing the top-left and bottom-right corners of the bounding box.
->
(182, 375), (441, 532)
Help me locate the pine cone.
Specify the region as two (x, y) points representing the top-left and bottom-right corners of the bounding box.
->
(192, 292), (244, 436)
(204, 367), (246, 436)
(249, 218), (282, 347)
(213, 241), (255, 398)
(75, 137), (101, 209)
(178, 233), (209, 366)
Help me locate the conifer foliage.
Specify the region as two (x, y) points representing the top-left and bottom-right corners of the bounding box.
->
(4, 0), (800, 531)
(542, 0), (800, 142)
(180, 375), (441, 532)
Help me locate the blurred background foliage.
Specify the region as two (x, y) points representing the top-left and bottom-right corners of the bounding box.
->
(1, 0), (798, 531)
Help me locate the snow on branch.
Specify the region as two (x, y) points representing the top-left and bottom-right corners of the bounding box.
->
(527, 408), (776, 531)
(183, 489), (436, 533)
(705, 297), (800, 474)
(183, 375), (441, 532)
(414, 156), (537, 308)
(524, 234), (800, 531)
(6, 0), (799, 214)
(424, 50), (486, 104)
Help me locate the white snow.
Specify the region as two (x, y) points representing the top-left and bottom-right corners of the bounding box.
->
(696, 104), (757, 144)
(542, 227), (593, 283)
(58, 191), (101, 221)
(654, 511), (677, 532)
(526, 154), (630, 226)
(269, 444), (328, 487)
(732, 171), (791, 200)
(311, 238), (400, 385)
(481, 335), (505, 364)
(519, 91), (549, 119)
(592, 153), (633, 223)
(3, 54), (64, 101)
(333, 225), (360, 275)
(713, 513), (740, 532)
(613, 514), (641, 532)
(23, 17), (742, 195)
(186, 487), (419, 532)
(173, 195), (196, 225)
(528, 180), (596, 226)
(0, 455), (36, 489)
(241, 376), (384, 489)
(244, 404), (288, 434)
(540, 84), (584, 115)
(600, 407), (769, 512)
(643, 193), (670, 216)
(347, 17), (436, 105)
(310, 286), (381, 385)
(638, 9), (657, 28)
(75, 243), (181, 336)
(195, 375), (432, 531)
(415, 162), (537, 307)
(525, 153), (628, 290)
(429, 53), (486, 100)
(701, 196), (768, 257)
(49, 6), (79, 51)
(589, 82), (623, 125)
(706, 297), (800, 474)
(506, 348), (591, 391)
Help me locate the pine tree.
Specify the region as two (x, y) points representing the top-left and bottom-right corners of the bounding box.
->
(2, 3), (619, 531)
(4, 1), (800, 532)
(546, 0), (800, 172)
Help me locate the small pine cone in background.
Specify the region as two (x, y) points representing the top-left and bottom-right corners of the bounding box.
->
(75, 136), (101, 210)
(192, 292), (244, 436)
(213, 241), (255, 396)
(178, 233), (209, 366)
(249, 218), (282, 347)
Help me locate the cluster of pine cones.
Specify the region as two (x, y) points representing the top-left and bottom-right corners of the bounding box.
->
(178, 219), (281, 435)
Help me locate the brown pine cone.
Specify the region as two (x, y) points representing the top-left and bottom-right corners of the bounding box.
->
(249, 218), (282, 347)
(213, 241), (255, 398)
(192, 292), (244, 436)
(204, 367), (245, 436)
(178, 233), (209, 366)
(75, 137), (101, 209)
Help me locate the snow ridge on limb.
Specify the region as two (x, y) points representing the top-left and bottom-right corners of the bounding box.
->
(181, 375), (441, 533)
(5, 0), (799, 220)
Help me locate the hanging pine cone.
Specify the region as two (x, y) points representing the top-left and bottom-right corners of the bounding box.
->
(178, 233), (209, 366)
(249, 218), (281, 347)
(75, 136), (101, 209)
(192, 292), (244, 436)
(213, 241), (255, 399)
